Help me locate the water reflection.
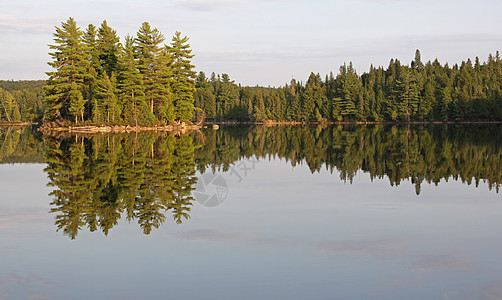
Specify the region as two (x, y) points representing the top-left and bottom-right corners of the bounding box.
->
(12, 124), (499, 238)
(195, 124), (501, 194)
(44, 133), (198, 239)
(0, 126), (44, 163)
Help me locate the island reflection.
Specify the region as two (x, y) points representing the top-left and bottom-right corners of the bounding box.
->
(38, 124), (501, 239)
(44, 133), (197, 239)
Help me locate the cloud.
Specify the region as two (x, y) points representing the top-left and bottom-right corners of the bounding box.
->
(412, 253), (474, 271)
(174, 0), (255, 11)
(445, 280), (502, 300)
(28, 295), (49, 300)
(8, 275), (25, 284)
(174, 0), (297, 11)
(0, 14), (52, 34)
(476, 281), (502, 300)
(313, 238), (409, 257)
(0, 212), (48, 229)
(173, 229), (256, 243)
(36, 278), (59, 288)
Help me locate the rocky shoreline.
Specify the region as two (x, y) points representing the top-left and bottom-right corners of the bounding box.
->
(38, 122), (203, 135)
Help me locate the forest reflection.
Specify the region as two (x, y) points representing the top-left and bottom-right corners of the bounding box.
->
(196, 124), (500, 195)
(44, 133), (198, 239)
(2, 124), (499, 238)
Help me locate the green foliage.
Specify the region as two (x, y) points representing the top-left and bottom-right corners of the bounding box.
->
(195, 50), (502, 122)
(45, 17), (90, 123)
(135, 22), (173, 123)
(0, 127), (45, 163)
(44, 133), (198, 239)
(44, 18), (197, 125)
(195, 125), (502, 194)
(39, 22), (502, 125)
(169, 31), (197, 121)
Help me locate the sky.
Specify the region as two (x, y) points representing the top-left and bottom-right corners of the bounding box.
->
(1, 0), (501, 86)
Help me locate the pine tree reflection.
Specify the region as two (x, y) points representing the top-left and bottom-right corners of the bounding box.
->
(45, 133), (198, 239)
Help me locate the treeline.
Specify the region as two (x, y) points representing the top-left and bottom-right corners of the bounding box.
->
(195, 50), (502, 122)
(195, 125), (501, 194)
(44, 17), (197, 126)
(0, 80), (45, 122)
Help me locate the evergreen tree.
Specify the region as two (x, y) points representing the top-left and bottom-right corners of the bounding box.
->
(117, 35), (151, 126)
(45, 17), (89, 123)
(135, 22), (172, 123)
(97, 20), (120, 76)
(411, 49), (424, 72)
(169, 31), (197, 122)
(95, 72), (119, 123)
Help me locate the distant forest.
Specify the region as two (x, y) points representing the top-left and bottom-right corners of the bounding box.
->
(0, 80), (45, 122)
(1, 20), (501, 124)
(195, 50), (502, 122)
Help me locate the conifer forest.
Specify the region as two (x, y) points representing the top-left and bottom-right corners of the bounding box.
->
(1, 18), (501, 125)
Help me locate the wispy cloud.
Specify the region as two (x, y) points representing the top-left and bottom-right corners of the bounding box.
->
(0, 212), (47, 229)
(314, 238), (409, 257)
(28, 295), (49, 300)
(174, 0), (255, 12)
(0, 14), (53, 34)
(412, 253), (474, 271)
(173, 229), (256, 243)
(445, 280), (502, 300)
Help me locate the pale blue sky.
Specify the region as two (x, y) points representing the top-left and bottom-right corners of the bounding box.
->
(1, 0), (501, 86)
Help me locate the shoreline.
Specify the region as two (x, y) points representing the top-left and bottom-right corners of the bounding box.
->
(209, 120), (502, 126)
(2, 120), (500, 134)
(37, 123), (202, 135)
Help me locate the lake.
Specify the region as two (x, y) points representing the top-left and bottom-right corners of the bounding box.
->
(0, 124), (501, 299)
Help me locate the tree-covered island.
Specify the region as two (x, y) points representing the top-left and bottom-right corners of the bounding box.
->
(42, 17), (198, 131)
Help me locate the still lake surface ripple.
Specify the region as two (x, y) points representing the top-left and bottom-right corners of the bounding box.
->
(0, 124), (501, 299)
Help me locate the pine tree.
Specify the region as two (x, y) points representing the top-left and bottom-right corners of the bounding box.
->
(83, 24), (101, 74)
(95, 72), (119, 123)
(45, 17), (89, 123)
(68, 82), (86, 123)
(117, 35), (151, 126)
(169, 31), (197, 122)
(97, 20), (120, 76)
(135, 22), (172, 123)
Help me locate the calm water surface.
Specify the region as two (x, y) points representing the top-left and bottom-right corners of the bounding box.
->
(0, 125), (501, 299)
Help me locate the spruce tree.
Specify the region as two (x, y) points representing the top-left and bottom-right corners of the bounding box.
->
(411, 49), (424, 72)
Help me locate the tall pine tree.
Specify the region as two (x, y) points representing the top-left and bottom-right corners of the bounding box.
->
(45, 17), (89, 123)
(169, 31), (197, 122)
